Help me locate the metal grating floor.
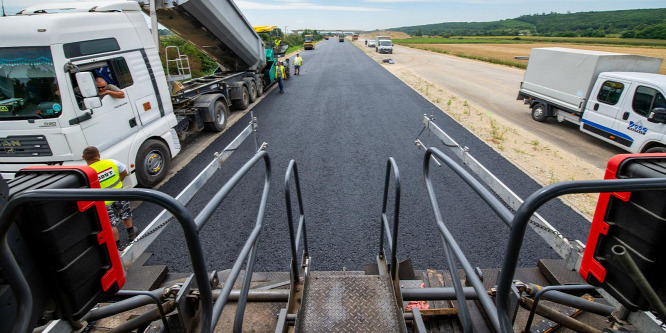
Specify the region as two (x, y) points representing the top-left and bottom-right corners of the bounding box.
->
(295, 274), (407, 332)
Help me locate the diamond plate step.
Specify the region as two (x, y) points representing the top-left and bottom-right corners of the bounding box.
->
(295, 274), (407, 332)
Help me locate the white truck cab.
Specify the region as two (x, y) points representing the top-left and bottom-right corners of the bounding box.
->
(0, 2), (180, 187)
(581, 72), (666, 153)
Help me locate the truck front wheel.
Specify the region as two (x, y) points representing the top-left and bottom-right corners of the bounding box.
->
(531, 104), (547, 122)
(203, 101), (229, 132)
(233, 86), (250, 110)
(645, 146), (666, 153)
(136, 139), (171, 188)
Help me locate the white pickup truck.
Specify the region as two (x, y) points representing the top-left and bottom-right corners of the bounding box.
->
(517, 47), (666, 153)
(376, 36), (393, 54)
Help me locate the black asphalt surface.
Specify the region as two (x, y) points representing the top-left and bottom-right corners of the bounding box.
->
(134, 39), (592, 273)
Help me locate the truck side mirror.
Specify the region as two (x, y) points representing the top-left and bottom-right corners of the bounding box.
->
(647, 107), (666, 124)
(83, 97), (102, 109)
(75, 72), (98, 98)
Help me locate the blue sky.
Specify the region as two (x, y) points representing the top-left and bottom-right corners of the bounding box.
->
(3, 0), (665, 31)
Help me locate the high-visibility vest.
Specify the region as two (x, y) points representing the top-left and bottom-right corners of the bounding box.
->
(276, 65), (285, 79)
(274, 39), (281, 48)
(90, 159), (123, 205)
(295, 56), (302, 66)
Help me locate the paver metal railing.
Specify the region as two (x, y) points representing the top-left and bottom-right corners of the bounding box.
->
(284, 160), (309, 285)
(377, 157), (404, 307)
(0, 150), (272, 333)
(423, 147), (666, 332)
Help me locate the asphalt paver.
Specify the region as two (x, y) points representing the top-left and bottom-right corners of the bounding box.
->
(134, 39), (591, 273)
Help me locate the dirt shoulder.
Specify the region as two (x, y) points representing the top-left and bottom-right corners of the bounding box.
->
(352, 39), (604, 220)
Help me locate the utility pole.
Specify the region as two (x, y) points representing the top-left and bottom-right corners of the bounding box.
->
(284, 26), (288, 36)
(150, 0), (159, 48)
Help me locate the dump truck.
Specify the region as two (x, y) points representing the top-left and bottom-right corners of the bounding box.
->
(339, 35), (345, 42)
(352, 33), (359, 41)
(517, 47), (666, 153)
(0, 0), (284, 188)
(2, 114), (666, 332)
(304, 34), (315, 50)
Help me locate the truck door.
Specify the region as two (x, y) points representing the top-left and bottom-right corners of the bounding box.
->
(69, 56), (138, 156)
(581, 79), (634, 149)
(617, 84), (666, 152)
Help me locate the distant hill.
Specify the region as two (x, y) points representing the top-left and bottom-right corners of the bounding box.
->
(388, 8), (666, 39)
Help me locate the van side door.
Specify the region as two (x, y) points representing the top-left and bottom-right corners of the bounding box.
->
(617, 84), (666, 152)
(581, 78), (634, 149)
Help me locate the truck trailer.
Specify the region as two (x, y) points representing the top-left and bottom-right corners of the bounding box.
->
(517, 47), (666, 154)
(0, 0), (283, 188)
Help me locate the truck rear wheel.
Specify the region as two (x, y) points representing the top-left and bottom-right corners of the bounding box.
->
(248, 81), (257, 103)
(136, 139), (171, 188)
(203, 101), (229, 132)
(233, 86), (250, 110)
(255, 80), (264, 97)
(646, 146), (666, 153)
(531, 104), (547, 122)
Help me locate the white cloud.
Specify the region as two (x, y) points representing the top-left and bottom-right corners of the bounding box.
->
(236, 1), (387, 12)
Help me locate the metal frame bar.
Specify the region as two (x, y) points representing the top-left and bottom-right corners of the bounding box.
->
(284, 160), (309, 285)
(0, 189), (213, 333)
(523, 285), (598, 332)
(122, 116), (260, 268)
(115, 290), (171, 333)
(205, 150), (271, 331)
(418, 115), (579, 262)
(377, 157), (404, 308)
(424, 147), (497, 332)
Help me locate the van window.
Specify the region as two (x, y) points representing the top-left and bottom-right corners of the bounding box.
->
(63, 38), (120, 58)
(632, 86), (665, 117)
(70, 57), (133, 110)
(596, 81), (624, 105)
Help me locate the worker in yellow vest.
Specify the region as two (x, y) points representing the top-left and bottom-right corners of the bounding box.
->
(276, 61), (285, 94)
(294, 53), (303, 75)
(82, 146), (139, 249)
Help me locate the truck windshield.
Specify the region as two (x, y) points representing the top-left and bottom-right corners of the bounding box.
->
(0, 47), (62, 120)
(305, 37), (313, 42)
(379, 41), (392, 46)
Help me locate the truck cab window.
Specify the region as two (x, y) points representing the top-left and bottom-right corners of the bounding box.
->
(632, 86), (664, 117)
(597, 81), (624, 105)
(0, 46), (62, 120)
(70, 57), (133, 110)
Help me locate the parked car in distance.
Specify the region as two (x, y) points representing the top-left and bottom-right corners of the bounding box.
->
(367, 40), (376, 47)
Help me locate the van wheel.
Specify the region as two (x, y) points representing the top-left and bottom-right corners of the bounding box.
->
(136, 139), (170, 188)
(204, 101), (229, 132)
(531, 104), (547, 122)
(255, 80), (264, 97)
(233, 86), (250, 110)
(645, 146), (666, 153)
(248, 82), (257, 103)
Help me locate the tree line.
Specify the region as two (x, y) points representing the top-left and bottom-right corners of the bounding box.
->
(389, 8), (666, 39)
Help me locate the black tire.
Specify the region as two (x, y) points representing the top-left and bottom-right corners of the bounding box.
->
(135, 139), (170, 188)
(531, 103), (547, 122)
(389, 50), (393, 54)
(255, 79), (264, 97)
(233, 86), (249, 110)
(248, 81), (257, 103)
(203, 100), (229, 132)
(645, 146), (666, 153)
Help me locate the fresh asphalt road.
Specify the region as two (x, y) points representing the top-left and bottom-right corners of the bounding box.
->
(134, 39), (591, 273)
